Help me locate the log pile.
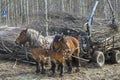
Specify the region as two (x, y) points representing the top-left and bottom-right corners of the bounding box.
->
(91, 19), (120, 51)
(0, 26), (35, 64)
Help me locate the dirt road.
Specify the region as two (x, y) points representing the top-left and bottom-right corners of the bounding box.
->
(0, 60), (120, 80)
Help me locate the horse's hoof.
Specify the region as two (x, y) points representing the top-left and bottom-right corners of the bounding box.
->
(67, 69), (72, 74)
(35, 70), (40, 74)
(67, 68), (72, 74)
(67, 71), (72, 74)
(48, 68), (52, 71)
(48, 74), (56, 77)
(41, 70), (46, 74)
(59, 74), (64, 77)
(75, 68), (80, 72)
(41, 71), (45, 74)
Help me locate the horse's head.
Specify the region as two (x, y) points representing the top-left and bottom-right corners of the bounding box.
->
(15, 28), (28, 46)
(52, 34), (68, 52)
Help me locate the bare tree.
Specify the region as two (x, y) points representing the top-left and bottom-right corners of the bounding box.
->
(45, 0), (48, 36)
(0, 0), (120, 26)
(61, 0), (65, 12)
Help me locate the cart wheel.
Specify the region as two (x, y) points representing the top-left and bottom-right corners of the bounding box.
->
(93, 51), (105, 67)
(110, 50), (120, 63)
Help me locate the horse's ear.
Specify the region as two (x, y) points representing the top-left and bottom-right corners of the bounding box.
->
(59, 34), (66, 43)
(24, 28), (28, 32)
(61, 34), (67, 43)
(61, 34), (65, 39)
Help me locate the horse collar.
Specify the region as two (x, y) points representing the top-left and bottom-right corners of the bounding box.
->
(33, 32), (40, 44)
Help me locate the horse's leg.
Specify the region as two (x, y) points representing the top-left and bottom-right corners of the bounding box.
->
(40, 61), (45, 74)
(32, 49), (40, 73)
(75, 51), (80, 72)
(50, 61), (56, 76)
(57, 63), (61, 71)
(66, 60), (72, 73)
(59, 62), (64, 77)
(75, 58), (80, 72)
(35, 61), (40, 73)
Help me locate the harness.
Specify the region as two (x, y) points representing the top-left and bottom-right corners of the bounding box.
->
(53, 40), (80, 58)
(52, 40), (70, 56)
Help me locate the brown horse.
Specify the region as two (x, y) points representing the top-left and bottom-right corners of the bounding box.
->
(15, 28), (49, 74)
(15, 28), (47, 47)
(25, 44), (70, 77)
(51, 34), (80, 76)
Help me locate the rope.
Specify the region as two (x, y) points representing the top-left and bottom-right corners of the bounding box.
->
(71, 55), (90, 62)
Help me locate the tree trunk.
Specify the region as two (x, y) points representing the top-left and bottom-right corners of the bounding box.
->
(61, 0), (65, 12)
(45, 0), (48, 36)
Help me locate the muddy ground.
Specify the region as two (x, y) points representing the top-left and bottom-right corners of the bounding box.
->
(0, 59), (120, 80)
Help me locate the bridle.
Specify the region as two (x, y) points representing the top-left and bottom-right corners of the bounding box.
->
(53, 42), (62, 52)
(53, 38), (69, 54)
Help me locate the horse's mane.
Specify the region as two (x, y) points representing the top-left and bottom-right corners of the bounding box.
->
(53, 34), (64, 42)
(27, 29), (44, 40)
(53, 34), (62, 42)
(26, 29), (45, 47)
(53, 34), (67, 43)
(27, 29), (39, 38)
